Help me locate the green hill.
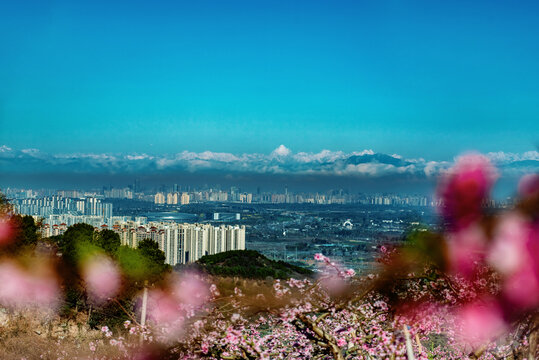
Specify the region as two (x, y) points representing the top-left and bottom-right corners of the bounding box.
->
(194, 250), (313, 279)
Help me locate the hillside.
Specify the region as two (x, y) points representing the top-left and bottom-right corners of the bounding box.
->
(194, 250), (313, 279)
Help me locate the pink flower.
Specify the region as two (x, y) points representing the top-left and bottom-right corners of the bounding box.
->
(147, 290), (180, 325)
(209, 283), (220, 297)
(314, 253), (326, 261)
(319, 274), (347, 295)
(0, 218), (14, 246)
(437, 154), (498, 229)
(446, 225), (487, 279)
(82, 255), (121, 303)
(487, 213), (539, 310)
(454, 300), (506, 349)
(337, 338), (347, 347)
(0, 260), (60, 310)
(170, 273), (210, 307)
(518, 173), (539, 198)
(502, 262), (539, 310)
(224, 326), (241, 345)
(487, 214), (530, 276)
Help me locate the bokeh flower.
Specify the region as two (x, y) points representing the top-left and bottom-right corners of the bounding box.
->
(437, 154), (498, 229)
(82, 255), (121, 303)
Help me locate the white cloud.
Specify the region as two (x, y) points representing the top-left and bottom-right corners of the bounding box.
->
(271, 145), (291, 158)
(126, 154), (153, 161)
(293, 150), (345, 163)
(486, 151), (539, 164)
(2, 145), (537, 178)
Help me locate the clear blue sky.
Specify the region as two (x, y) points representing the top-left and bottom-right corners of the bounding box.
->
(1, 0), (538, 159)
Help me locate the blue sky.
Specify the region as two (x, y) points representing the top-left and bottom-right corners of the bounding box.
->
(1, 0), (538, 160)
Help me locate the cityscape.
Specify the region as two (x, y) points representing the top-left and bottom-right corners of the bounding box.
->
(1, 0), (538, 358)
(6, 183), (516, 272)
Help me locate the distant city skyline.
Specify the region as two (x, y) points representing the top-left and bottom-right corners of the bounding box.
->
(1, 0), (539, 160)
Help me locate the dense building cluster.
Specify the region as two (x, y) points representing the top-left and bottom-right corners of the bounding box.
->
(37, 219), (245, 266)
(112, 222), (246, 265)
(11, 196), (113, 218)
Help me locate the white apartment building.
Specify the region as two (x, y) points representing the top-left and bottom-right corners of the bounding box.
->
(112, 221), (245, 265)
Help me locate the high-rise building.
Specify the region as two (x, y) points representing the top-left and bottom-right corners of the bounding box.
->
(180, 192), (190, 205)
(154, 192), (166, 204)
(112, 221), (245, 265)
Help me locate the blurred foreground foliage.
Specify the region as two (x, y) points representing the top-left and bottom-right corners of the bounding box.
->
(0, 204), (171, 330)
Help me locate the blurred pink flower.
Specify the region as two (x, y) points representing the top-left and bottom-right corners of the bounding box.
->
(437, 154), (498, 229)
(487, 213), (530, 276)
(487, 213), (539, 309)
(518, 173), (539, 198)
(82, 255), (121, 303)
(319, 274), (347, 295)
(454, 300), (506, 349)
(446, 225), (487, 279)
(503, 262), (539, 309)
(0, 218), (14, 246)
(147, 289), (180, 324)
(0, 261), (60, 310)
(170, 273), (210, 307)
(146, 289), (185, 341)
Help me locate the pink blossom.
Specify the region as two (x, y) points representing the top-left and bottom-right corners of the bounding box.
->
(518, 173), (539, 198)
(82, 255), (121, 303)
(147, 290), (180, 325)
(319, 274), (347, 295)
(437, 154), (498, 229)
(314, 253), (326, 261)
(209, 283), (220, 297)
(446, 225), (487, 279)
(337, 338), (347, 347)
(487, 213), (530, 276)
(454, 300), (506, 349)
(502, 262), (539, 309)
(0, 261), (60, 310)
(0, 218), (13, 246)
(170, 273), (210, 307)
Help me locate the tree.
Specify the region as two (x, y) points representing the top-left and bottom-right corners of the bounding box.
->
(136, 239), (170, 281)
(58, 223), (95, 265)
(12, 215), (39, 247)
(137, 239), (166, 265)
(96, 229), (121, 255)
